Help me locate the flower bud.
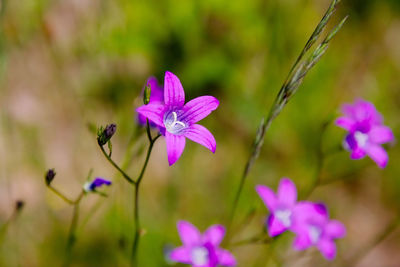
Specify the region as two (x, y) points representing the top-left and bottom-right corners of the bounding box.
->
(97, 123), (117, 146)
(143, 84), (151, 105)
(45, 169), (56, 186)
(15, 200), (24, 211)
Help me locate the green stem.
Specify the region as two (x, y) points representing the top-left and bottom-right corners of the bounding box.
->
(230, 232), (272, 247)
(63, 191), (84, 267)
(303, 120), (331, 198)
(226, 117), (273, 240)
(99, 145), (136, 185)
(48, 186), (75, 205)
(131, 130), (161, 266)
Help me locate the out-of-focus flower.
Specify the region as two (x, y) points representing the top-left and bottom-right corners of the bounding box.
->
(291, 203), (346, 261)
(335, 99), (394, 168)
(169, 221), (236, 267)
(45, 169), (56, 186)
(83, 177), (112, 192)
(138, 76), (164, 127)
(97, 123), (117, 146)
(136, 71), (219, 165)
(256, 178), (303, 236)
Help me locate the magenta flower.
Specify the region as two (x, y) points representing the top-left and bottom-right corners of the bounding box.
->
(256, 178), (302, 236)
(169, 221), (236, 267)
(138, 76), (164, 127)
(83, 177), (112, 192)
(291, 203), (346, 260)
(335, 99), (394, 168)
(136, 71), (219, 165)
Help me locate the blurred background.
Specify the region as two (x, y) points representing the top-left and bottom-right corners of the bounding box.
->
(0, 0), (400, 266)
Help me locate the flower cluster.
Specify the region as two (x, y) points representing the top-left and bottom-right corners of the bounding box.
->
(134, 72), (395, 265)
(336, 99), (394, 168)
(256, 178), (346, 260)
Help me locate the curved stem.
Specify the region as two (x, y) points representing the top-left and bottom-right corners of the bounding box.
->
(99, 145), (136, 185)
(48, 186), (75, 205)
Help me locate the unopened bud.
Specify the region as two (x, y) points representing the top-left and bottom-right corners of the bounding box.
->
(45, 169), (56, 186)
(143, 84), (151, 105)
(15, 200), (24, 211)
(97, 123), (117, 146)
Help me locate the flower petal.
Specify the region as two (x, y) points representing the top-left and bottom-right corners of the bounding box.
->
(136, 103), (165, 127)
(181, 96), (219, 124)
(277, 178), (297, 207)
(177, 221), (201, 247)
(325, 220), (346, 239)
(169, 246), (192, 264)
(335, 116), (355, 131)
(365, 144), (388, 168)
(292, 201), (319, 226)
(166, 132), (186, 165)
(317, 239), (337, 260)
(350, 147), (366, 160)
(217, 249), (237, 266)
(164, 71), (185, 108)
(369, 126), (394, 144)
(267, 214), (287, 237)
(203, 225), (225, 246)
(293, 231), (312, 250)
(255, 185), (278, 211)
(184, 124), (216, 153)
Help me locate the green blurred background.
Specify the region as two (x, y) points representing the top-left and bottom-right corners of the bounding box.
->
(1, 0), (400, 266)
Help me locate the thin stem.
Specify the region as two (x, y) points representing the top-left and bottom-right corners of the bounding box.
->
(99, 145), (136, 185)
(63, 191), (84, 267)
(303, 120), (332, 198)
(231, 232), (272, 247)
(0, 202), (24, 243)
(48, 186), (75, 205)
(347, 216), (400, 266)
(226, 117), (273, 237)
(131, 126), (161, 266)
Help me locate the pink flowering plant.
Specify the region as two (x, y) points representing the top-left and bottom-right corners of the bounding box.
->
(137, 71), (219, 165)
(169, 221), (236, 267)
(256, 178), (346, 260)
(335, 99), (394, 168)
(35, 1), (400, 267)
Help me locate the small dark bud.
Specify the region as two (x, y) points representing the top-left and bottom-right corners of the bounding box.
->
(143, 84), (151, 105)
(15, 200), (24, 211)
(45, 169), (56, 186)
(97, 123), (117, 146)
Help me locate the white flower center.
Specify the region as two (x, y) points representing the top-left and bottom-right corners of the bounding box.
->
(164, 111), (186, 134)
(83, 182), (92, 192)
(275, 209), (292, 228)
(308, 225), (322, 244)
(354, 131), (368, 148)
(191, 246), (209, 265)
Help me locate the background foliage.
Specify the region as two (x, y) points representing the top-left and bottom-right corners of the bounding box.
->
(1, 0), (400, 266)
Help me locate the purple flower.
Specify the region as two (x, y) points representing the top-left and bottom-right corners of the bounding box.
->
(291, 203), (346, 261)
(169, 221), (236, 267)
(137, 76), (164, 127)
(335, 99), (394, 168)
(256, 178), (301, 236)
(136, 71), (219, 165)
(83, 177), (112, 192)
